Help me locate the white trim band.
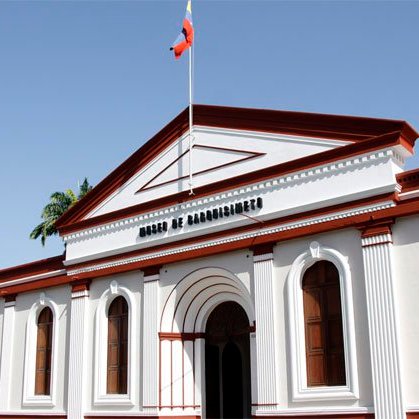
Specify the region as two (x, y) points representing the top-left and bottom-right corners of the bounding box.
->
(68, 201), (395, 276)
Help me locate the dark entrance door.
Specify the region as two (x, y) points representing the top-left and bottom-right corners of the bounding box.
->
(205, 301), (251, 419)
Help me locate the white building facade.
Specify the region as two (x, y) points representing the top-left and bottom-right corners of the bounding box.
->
(1, 105), (419, 419)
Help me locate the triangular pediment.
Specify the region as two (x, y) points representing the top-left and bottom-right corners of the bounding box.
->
(56, 105), (415, 234)
(85, 126), (348, 218)
(139, 144), (264, 192)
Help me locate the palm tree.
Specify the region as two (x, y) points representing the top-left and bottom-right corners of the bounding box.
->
(30, 178), (93, 246)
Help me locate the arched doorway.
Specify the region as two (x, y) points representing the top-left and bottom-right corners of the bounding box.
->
(205, 301), (251, 419)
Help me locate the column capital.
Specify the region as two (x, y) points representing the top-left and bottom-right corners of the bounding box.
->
(143, 265), (162, 282)
(360, 219), (394, 239)
(251, 242), (275, 261)
(71, 279), (90, 298)
(4, 294), (17, 305)
(360, 220), (394, 247)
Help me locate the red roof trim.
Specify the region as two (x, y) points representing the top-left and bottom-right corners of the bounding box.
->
(397, 168), (419, 193)
(0, 255), (65, 282)
(55, 105), (418, 232)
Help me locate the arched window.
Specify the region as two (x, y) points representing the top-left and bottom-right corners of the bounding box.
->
(107, 296), (128, 394)
(302, 260), (346, 387)
(35, 307), (53, 395)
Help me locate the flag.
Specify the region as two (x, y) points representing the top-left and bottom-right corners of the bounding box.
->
(170, 0), (194, 60)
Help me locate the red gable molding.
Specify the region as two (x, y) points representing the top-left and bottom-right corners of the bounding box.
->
(55, 105), (418, 235)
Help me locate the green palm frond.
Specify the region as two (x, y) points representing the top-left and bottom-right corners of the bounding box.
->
(30, 178), (94, 246)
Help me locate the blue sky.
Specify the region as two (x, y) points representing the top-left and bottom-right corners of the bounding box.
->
(1, 0), (418, 268)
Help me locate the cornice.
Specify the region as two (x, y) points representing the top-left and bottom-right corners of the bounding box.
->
(67, 200), (395, 276)
(63, 147), (401, 244)
(0, 269), (66, 289)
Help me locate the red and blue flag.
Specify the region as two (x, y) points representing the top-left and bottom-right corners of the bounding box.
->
(170, 0), (194, 60)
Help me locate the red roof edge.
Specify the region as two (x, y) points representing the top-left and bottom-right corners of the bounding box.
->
(55, 105), (419, 231)
(55, 107), (190, 228)
(0, 254), (65, 283)
(397, 168), (419, 193)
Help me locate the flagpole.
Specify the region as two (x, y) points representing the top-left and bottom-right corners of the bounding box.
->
(188, 39), (194, 195)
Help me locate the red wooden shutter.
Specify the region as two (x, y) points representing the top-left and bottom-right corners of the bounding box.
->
(302, 261), (346, 386)
(35, 307), (53, 395)
(107, 296), (128, 394)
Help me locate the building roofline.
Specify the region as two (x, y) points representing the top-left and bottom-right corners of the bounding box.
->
(55, 105), (418, 232)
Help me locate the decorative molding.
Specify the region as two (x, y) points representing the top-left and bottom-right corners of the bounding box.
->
(4, 296), (16, 307)
(144, 274), (160, 283)
(94, 282), (137, 406)
(23, 294), (60, 407)
(361, 233), (393, 247)
(252, 242), (275, 257)
(71, 279), (91, 293)
(0, 270), (66, 289)
(143, 265), (162, 278)
(68, 201), (395, 276)
(286, 242), (359, 402)
(63, 148), (401, 244)
(361, 221), (393, 239)
(253, 253), (274, 263)
(71, 289), (89, 299)
(361, 229), (405, 419)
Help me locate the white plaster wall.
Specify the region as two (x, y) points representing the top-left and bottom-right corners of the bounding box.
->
(392, 215), (419, 408)
(85, 270), (142, 414)
(9, 285), (70, 413)
(274, 228), (374, 409)
(158, 248), (254, 314)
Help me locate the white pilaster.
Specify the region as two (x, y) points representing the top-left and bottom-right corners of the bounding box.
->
(67, 284), (89, 419)
(253, 250), (278, 411)
(0, 296), (16, 410)
(194, 337), (204, 412)
(361, 229), (405, 419)
(142, 272), (159, 414)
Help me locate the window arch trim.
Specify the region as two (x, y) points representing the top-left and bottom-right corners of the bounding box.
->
(23, 293), (59, 407)
(286, 241), (359, 402)
(94, 280), (137, 406)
